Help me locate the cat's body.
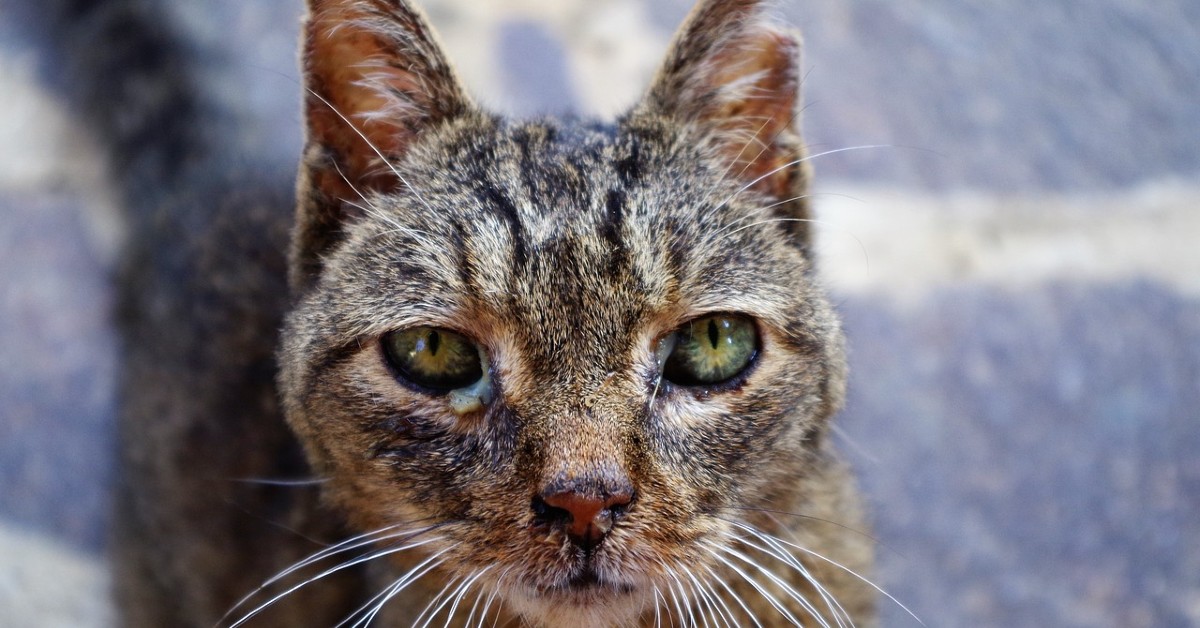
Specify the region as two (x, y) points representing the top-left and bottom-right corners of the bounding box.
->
(53, 0), (876, 625)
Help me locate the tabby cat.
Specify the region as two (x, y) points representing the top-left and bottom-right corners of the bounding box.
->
(96, 0), (877, 625)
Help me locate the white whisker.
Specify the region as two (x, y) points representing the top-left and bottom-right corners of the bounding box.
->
(479, 567), (509, 628)
(412, 568), (480, 628)
(463, 577), (488, 628)
(344, 549), (452, 628)
(220, 523), (435, 625)
(674, 567), (700, 628)
(712, 145), (894, 214)
(713, 117), (775, 194)
(696, 566), (742, 628)
(730, 522), (924, 627)
(701, 542), (806, 627)
(680, 568), (713, 628)
(442, 566), (493, 628)
(707, 540), (831, 628)
(305, 86), (434, 212)
(701, 563), (764, 628)
(653, 585), (665, 628)
(228, 535), (444, 627)
(659, 561), (691, 627)
(723, 528), (851, 628)
(684, 567), (729, 628)
(231, 477), (329, 486)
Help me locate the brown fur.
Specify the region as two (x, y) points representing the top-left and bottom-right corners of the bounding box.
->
(116, 0), (875, 625)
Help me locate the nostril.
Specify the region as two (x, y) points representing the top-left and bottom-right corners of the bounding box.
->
(607, 490), (633, 515)
(530, 495), (572, 527)
(534, 488), (635, 550)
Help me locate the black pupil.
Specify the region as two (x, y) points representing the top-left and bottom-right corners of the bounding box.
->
(707, 319), (719, 349)
(427, 330), (440, 355)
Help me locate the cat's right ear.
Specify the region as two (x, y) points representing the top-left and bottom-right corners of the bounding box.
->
(294, 0), (472, 291)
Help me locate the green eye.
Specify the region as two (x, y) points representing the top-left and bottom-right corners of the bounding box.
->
(661, 314), (758, 386)
(382, 327), (484, 393)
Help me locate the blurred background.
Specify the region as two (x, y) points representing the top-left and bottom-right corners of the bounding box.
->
(1, 0), (1197, 625)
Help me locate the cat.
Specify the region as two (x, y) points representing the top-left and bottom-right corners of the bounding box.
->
(45, 0), (876, 625)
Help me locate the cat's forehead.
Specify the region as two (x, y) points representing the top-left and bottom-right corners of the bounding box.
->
(329, 116), (808, 341)
(413, 116), (721, 230)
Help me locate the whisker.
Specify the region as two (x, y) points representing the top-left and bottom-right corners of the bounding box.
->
(701, 97), (812, 216)
(742, 517), (855, 628)
(701, 542), (807, 627)
(463, 579), (487, 628)
(671, 565), (701, 628)
(722, 519), (922, 625)
(343, 549), (452, 628)
(415, 573), (465, 628)
(230, 477), (329, 486)
(227, 535), (445, 627)
(695, 567), (742, 628)
(711, 145), (894, 215)
(659, 561), (692, 627)
(328, 158), (441, 258)
(679, 568), (713, 628)
(645, 333), (674, 418)
(709, 539), (832, 628)
(266, 522), (439, 587)
(684, 567), (730, 628)
(727, 99), (812, 187)
(478, 567), (509, 628)
(330, 159), (385, 214)
(305, 86), (434, 212)
(442, 566), (493, 628)
(713, 117), (776, 193)
(326, 159), (439, 254)
(711, 190), (867, 240)
(219, 523), (435, 624)
(723, 507), (884, 548)
(701, 563), (764, 628)
(768, 538), (923, 626)
(723, 529), (851, 628)
(646, 371), (666, 416)
(652, 585), (665, 628)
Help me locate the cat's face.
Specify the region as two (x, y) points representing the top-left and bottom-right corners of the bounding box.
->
(279, 0), (849, 624)
(280, 115), (843, 623)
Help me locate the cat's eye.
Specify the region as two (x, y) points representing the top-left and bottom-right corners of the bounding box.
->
(660, 314), (759, 387)
(382, 327), (484, 393)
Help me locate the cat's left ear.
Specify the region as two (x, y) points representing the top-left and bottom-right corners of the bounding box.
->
(294, 0), (473, 291)
(636, 0), (813, 249)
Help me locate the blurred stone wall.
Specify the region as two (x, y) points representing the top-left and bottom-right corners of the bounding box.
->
(1, 0), (1197, 625)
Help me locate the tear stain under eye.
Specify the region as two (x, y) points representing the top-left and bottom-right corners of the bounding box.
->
(447, 350), (493, 414)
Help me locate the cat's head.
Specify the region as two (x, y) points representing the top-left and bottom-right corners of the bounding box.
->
(280, 0), (847, 624)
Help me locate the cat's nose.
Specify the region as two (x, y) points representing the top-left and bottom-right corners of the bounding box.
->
(532, 477), (634, 551)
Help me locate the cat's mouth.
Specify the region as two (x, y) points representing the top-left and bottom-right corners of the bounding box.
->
(532, 565), (636, 598)
(507, 566), (647, 628)
(559, 569), (634, 593)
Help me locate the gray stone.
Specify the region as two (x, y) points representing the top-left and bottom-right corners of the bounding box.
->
(838, 281), (1200, 626)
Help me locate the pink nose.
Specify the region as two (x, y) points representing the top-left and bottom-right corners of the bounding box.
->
(533, 481), (634, 550)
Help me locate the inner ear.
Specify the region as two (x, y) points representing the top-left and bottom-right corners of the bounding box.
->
(293, 0), (474, 291)
(633, 0), (813, 249)
(705, 29), (805, 202)
(303, 0), (472, 194)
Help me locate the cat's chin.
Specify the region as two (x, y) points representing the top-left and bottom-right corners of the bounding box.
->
(507, 575), (650, 628)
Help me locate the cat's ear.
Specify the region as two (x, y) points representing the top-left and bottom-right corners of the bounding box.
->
(294, 0), (472, 290)
(638, 0), (813, 248)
